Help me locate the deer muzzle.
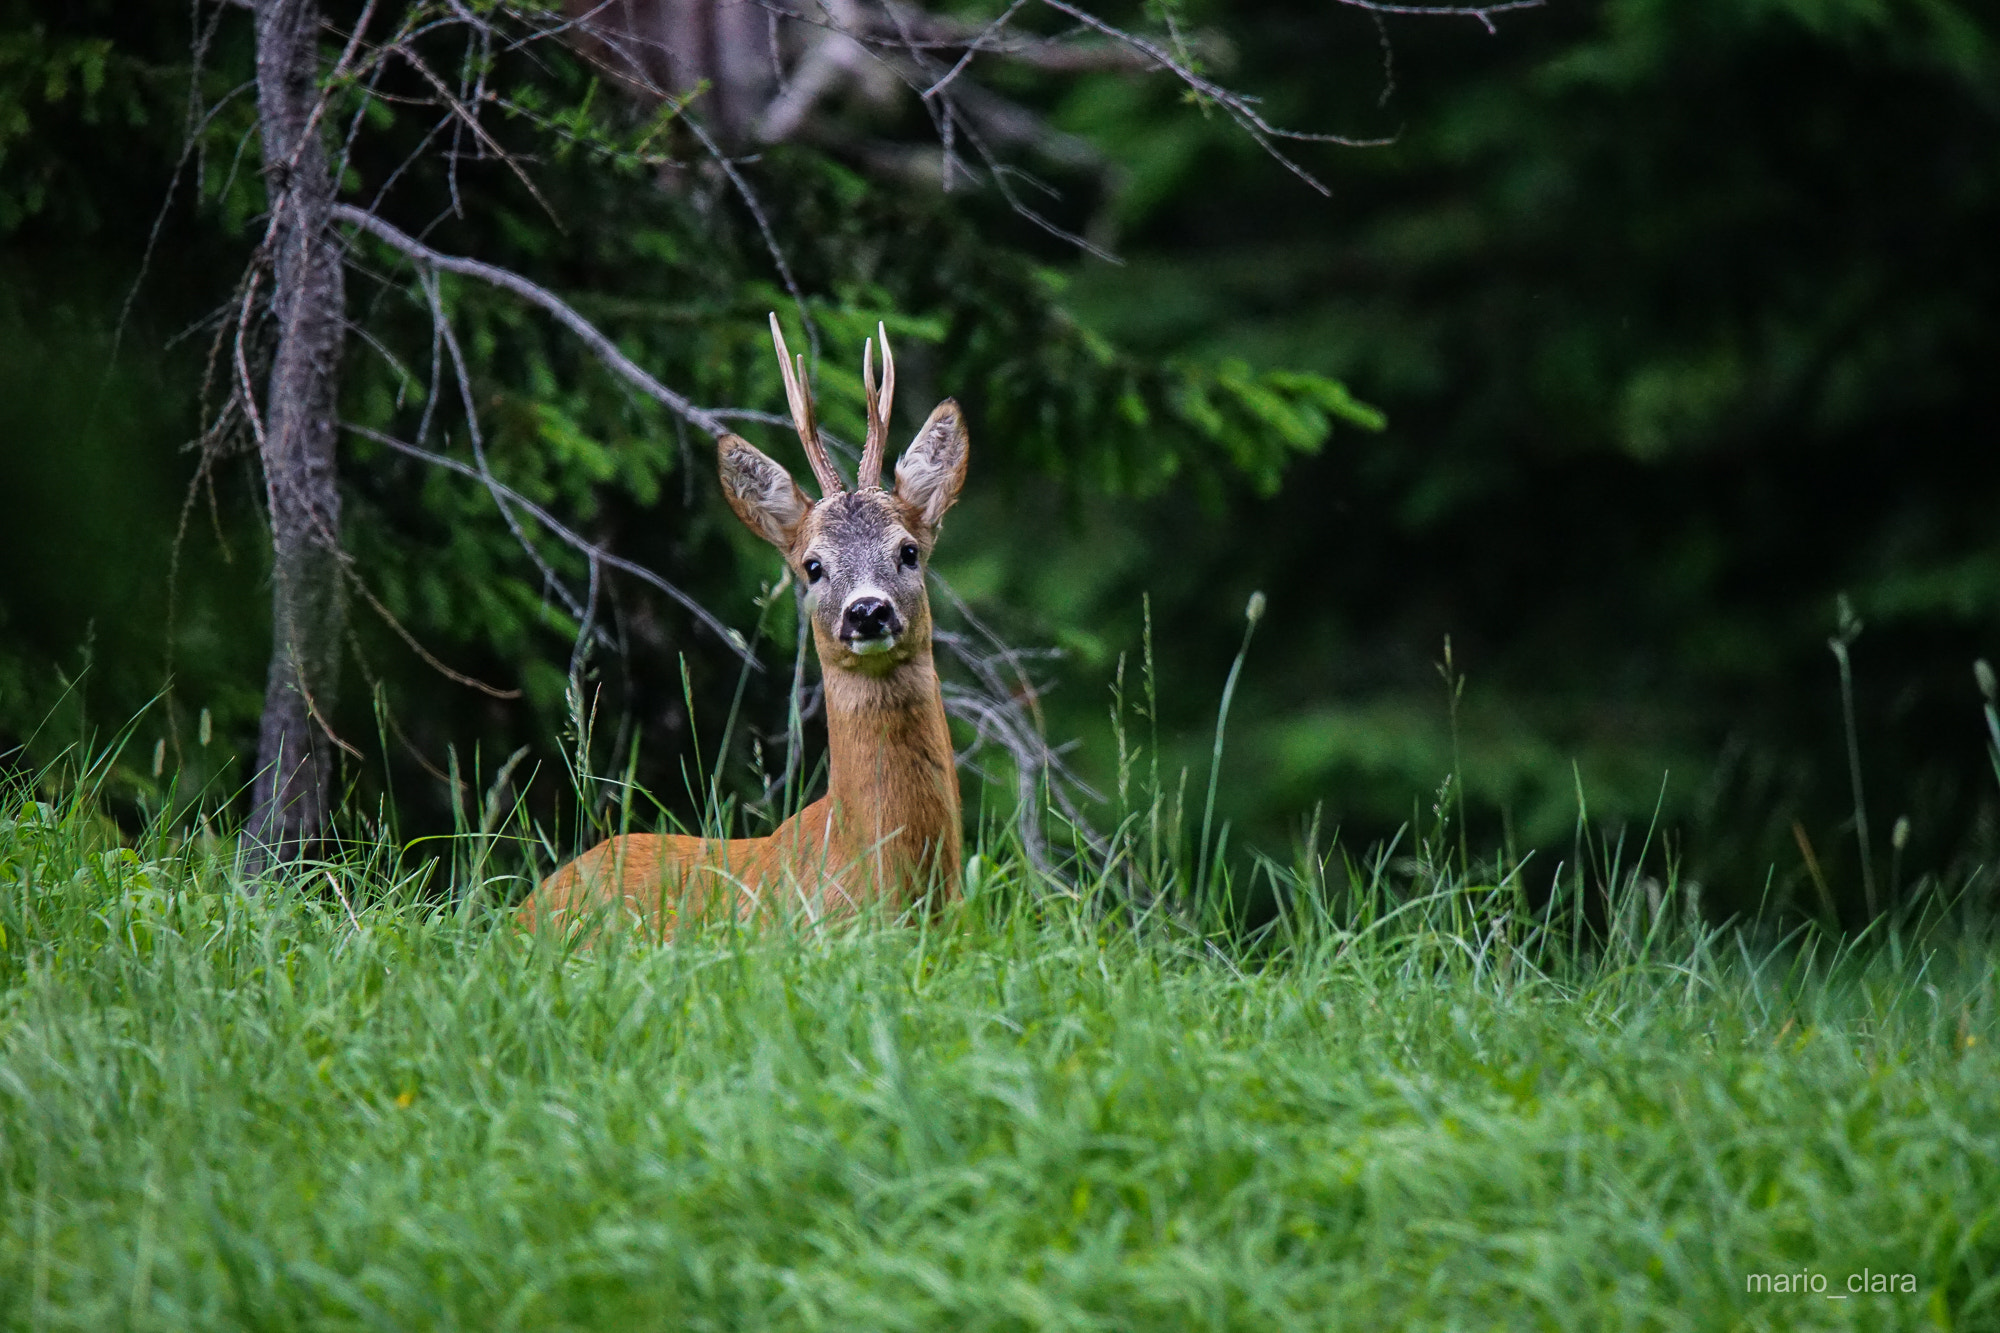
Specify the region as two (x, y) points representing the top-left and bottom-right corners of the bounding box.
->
(841, 594), (903, 654)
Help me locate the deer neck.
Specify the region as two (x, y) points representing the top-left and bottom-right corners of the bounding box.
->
(819, 650), (961, 900)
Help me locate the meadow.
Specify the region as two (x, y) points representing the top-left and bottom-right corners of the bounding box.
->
(2, 751), (1996, 1333)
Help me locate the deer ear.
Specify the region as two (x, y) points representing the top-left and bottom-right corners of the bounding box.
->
(718, 433), (810, 549)
(892, 400), (969, 536)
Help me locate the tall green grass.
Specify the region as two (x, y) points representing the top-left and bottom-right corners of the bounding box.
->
(3, 742), (1997, 1330)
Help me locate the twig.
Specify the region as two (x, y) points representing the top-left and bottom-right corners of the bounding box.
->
(338, 562), (523, 699)
(343, 422), (758, 669)
(1038, 0), (1391, 194)
(1332, 0), (1543, 38)
(421, 268), (595, 632)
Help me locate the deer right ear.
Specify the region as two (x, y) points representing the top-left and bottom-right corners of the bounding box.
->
(718, 433), (811, 549)
(892, 400), (969, 537)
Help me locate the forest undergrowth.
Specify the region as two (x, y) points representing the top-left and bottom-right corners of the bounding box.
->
(2, 725), (1997, 1332)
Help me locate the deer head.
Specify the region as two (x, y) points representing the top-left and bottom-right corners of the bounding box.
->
(718, 315), (970, 676)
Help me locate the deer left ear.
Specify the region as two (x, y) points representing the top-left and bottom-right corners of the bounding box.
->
(892, 400), (969, 536)
(718, 433), (811, 550)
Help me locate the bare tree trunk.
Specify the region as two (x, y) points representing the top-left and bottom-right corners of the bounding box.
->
(563, 0), (774, 145)
(244, 0), (347, 879)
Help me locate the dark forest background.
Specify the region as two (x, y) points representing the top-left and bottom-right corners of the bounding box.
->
(1, 0), (1995, 924)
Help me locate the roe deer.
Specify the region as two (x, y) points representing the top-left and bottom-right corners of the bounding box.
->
(519, 315), (968, 937)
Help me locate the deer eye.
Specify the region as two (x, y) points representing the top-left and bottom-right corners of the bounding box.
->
(803, 557), (825, 583)
(899, 542), (920, 570)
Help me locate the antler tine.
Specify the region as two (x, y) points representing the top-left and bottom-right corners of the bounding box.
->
(768, 312), (844, 495)
(861, 336), (882, 488)
(858, 321), (895, 489)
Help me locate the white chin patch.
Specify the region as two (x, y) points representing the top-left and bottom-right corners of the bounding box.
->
(847, 634), (899, 656)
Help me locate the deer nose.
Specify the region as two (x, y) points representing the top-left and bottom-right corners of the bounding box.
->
(843, 596), (899, 640)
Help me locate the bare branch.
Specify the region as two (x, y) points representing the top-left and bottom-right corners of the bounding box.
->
(920, 0), (1030, 100)
(1037, 0), (1391, 195)
(1332, 0), (1544, 38)
(681, 112), (819, 357)
(389, 38), (560, 222)
(344, 423), (760, 669)
(929, 568), (1112, 885)
(332, 203), (731, 437)
(231, 267), (268, 448)
(339, 562), (524, 699)
(418, 268), (599, 640)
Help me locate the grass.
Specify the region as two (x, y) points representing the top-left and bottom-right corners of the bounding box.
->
(3, 759), (1999, 1333)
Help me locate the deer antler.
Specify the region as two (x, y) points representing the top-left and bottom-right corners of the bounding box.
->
(769, 312), (845, 496)
(859, 321), (896, 490)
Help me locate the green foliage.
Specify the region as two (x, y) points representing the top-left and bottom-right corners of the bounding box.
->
(1037, 0), (2000, 900)
(0, 21), (117, 230)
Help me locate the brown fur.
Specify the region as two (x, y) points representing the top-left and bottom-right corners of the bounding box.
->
(518, 395), (970, 940)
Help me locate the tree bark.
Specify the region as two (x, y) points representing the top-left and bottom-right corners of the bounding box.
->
(562, 0), (774, 146)
(244, 0), (347, 878)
